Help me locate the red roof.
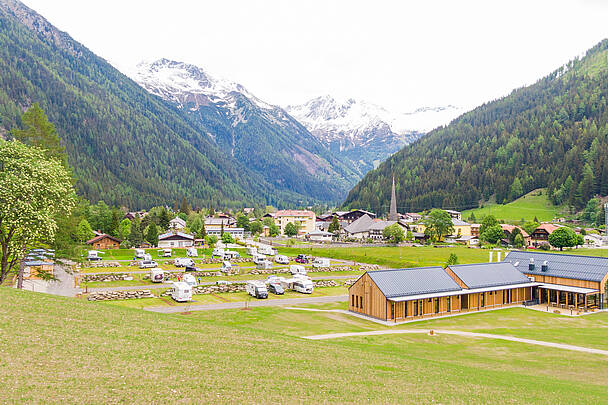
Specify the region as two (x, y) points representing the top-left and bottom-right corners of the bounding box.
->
(275, 210), (315, 217)
(500, 224), (529, 237)
(86, 234), (122, 245)
(534, 223), (561, 234)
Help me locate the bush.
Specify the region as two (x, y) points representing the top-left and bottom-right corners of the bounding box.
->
(539, 243), (551, 251)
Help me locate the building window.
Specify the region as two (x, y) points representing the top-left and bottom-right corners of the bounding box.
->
(360, 296), (363, 308)
(413, 301), (418, 316)
(447, 296), (451, 312)
(352, 295), (355, 307)
(481, 292), (485, 307)
(434, 298), (439, 313)
(390, 302), (395, 319)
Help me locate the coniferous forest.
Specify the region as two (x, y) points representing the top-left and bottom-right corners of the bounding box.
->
(344, 40), (608, 215)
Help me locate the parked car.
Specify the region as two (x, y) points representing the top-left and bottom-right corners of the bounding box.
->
(295, 254), (309, 264)
(268, 282), (284, 295)
(139, 260), (158, 269)
(185, 265), (200, 272)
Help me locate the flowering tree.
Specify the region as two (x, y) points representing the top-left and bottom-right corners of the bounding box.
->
(0, 140), (76, 285)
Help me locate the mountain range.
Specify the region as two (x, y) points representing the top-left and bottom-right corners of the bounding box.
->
(344, 39), (608, 215)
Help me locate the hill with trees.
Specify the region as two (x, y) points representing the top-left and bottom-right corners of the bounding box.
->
(343, 40), (608, 216)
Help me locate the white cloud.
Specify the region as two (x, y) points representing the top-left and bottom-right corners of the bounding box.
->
(20, 0), (608, 111)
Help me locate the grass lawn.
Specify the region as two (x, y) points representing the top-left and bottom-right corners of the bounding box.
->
(462, 189), (566, 222)
(278, 245), (491, 268)
(2, 287), (606, 403)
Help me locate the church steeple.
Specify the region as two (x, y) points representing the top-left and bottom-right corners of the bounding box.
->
(389, 175), (398, 221)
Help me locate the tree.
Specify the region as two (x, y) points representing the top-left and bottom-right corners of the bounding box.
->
(328, 215), (341, 234)
(145, 223), (159, 247)
(513, 233), (525, 248)
(423, 209), (454, 242)
(382, 223), (405, 244)
(548, 227), (577, 251)
(406, 230), (414, 242)
(189, 215), (203, 239)
(158, 208), (170, 231)
(76, 219), (95, 244)
(177, 212), (187, 221)
(284, 222), (299, 237)
(205, 234), (218, 247)
(446, 253), (458, 266)
(221, 232), (235, 244)
(129, 217), (144, 247)
(0, 140), (76, 284)
(110, 208), (121, 237)
(481, 224), (505, 244)
(236, 215), (250, 232)
(576, 234), (585, 248)
(118, 218), (131, 241)
(249, 221), (263, 235)
(180, 197), (191, 215)
(268, 223), (280, 237)
(522, 221), (540, 235)
(510, 177), (523, 200)
(479, 215), (499, 235)
(509, 227), (522, 244)
(468, 212), (477, 223)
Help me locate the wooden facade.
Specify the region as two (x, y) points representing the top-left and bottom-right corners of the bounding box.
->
(86, 234), (121, 250)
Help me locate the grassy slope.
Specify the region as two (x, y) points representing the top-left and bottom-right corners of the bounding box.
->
(462, 189), (565, 222)
(1, 288), (607, 403)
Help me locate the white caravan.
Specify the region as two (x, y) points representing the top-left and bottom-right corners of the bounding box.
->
(149, 268), (165, 283)
(212, 248), (225, 258)
(186, 247), (198, 257)
(222, 250), (240, 260)
(274, 255), (289, 265)
(252, 254), (267, 265)
(142, 253), (153, 261)
(289, 264), (307, 276)
(246, 246), (257, 256)
(221, 261), (233, 272)
(86, 250), (103, 261)
(182, 273), (197, 288)
(256, 260), (273, 270)
(170, 282), (192, 302)
(174, 258), (195, 267)
(312, 258), (330, 269)
(258, 246), (277, 256)
(159, 249), (172, 258)
(245, 280), (268, 299)
(280, 275), (314, 294)
(134, 249), (145, 259)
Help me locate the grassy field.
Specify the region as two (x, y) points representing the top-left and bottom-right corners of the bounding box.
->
(462, 189), (566, 222)
(1, 287), (607, 403)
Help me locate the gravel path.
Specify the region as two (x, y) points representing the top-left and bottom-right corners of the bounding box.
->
(144, 294), (348, 313)
(303, 329), (608, 356)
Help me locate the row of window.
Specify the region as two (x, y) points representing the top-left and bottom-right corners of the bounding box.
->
(352, 295), (364, 309)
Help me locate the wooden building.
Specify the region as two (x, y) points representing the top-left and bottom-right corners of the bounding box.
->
(505, 251), (608, 311)
(349, 263), (536, 322)
(529, 224), (560, 247)
(86, 234), (121, 250)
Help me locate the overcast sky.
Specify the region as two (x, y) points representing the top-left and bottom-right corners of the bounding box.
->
(21, 0), (608, 112)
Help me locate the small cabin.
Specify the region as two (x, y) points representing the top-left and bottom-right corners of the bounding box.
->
(85, 234), (121, 250)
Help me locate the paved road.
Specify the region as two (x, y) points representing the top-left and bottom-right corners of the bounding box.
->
(21, 264), (82, 297)
(144, 294), (348, 313)
(303, 329), (608, 356)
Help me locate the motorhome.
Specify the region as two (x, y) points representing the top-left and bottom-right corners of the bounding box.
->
(182, 273), (197, 288)
(139, 260), (158, 269)
(222, 250), (240, 260)
(142, 253), (153, 261)
(174, 258), (195, 267)
(86, 250), (102, 261)
(274, 255), (289, 265)
(246, 246), (257, 256)
(246, 280), (268, 299)
(186, 247), (198, 257)
(289, 265), (307, 276)
(257, 260), (273, 270)
(149, 268), (165, 283)
(134, 249), (145, 259)
(212, 248), (225, 258)
(159, 249), (172, 258)
(258, 246), (277, 256)
(221, 261), (233, 272)
(280, 275), (314, 294)
(312, 258), (330, 269)
(252, 254), (267, 265)
(170, 282), (192, 302)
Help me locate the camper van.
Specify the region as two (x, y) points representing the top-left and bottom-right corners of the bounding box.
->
(246, 280), (268, 299)
(182, 273), (197, 288)
(212, 248), (225, 258)
(256, 260), (273, 270)
(274, 255), (289, 265)
(134, 249), (145, 259)
(252, 254), (267, 265)
(174, 258), (195, 267)
(222, 250), (240, 260)
(170, 282), (192, 302)
(159, 249), (172, 258)
(87, 250), (103, 261)
(221, 261), (233, 272)
(292, 277), (314, 294)
(149, 268), (165, 283)
(142, 253), (153, 261)
(246, 246), (257, 256)
(139, 260), (158, 269)
(186, 247), (198, 257)
(289, 265), (307, 276)
(312, 258), (330, 269)
(258, 246), (277, 256)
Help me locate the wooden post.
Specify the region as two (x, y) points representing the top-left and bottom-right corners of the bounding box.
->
(584, 295), (587, 311)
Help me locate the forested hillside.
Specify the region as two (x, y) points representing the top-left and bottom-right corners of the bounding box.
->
(0, 0), (308, 209)
(344, 40), (608, 215)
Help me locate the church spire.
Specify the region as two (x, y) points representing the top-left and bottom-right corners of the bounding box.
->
(389, 175), (398, 221)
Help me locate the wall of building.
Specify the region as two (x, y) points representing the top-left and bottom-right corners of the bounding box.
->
(348, 273), (387, 320)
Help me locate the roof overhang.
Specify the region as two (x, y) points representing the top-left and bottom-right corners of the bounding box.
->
(536, 282), (599, 295)
(388, 282), (539, 302)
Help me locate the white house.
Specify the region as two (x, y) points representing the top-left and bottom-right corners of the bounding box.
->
(169, 217), (186, 230)
(306, 229), (334, 242)
(158, 231), (194, 248)
(206, 227), (245, 240)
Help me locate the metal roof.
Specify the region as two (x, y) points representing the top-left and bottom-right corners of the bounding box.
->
(367, 267), (462, 299)
(448, 262), (531, 289)
(389, 281), (539, 302)
(536, 283), (598, 295)
(505, 251), (608, 282)
(343, 214), (375, 234)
